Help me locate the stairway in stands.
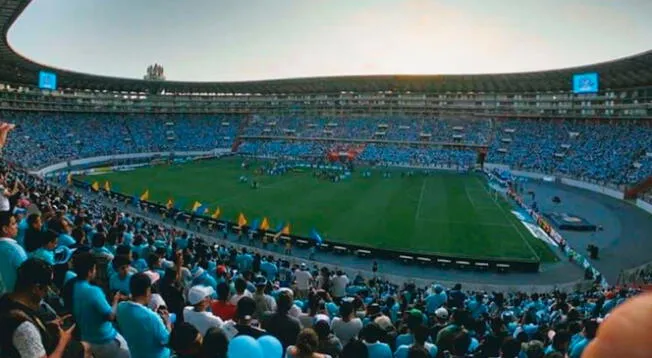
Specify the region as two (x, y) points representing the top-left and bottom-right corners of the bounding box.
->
(231, 114), (251, 153)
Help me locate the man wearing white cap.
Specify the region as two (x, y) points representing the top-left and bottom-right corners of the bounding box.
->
(294, 263), (312, 299)
(183, 285), (223, 336)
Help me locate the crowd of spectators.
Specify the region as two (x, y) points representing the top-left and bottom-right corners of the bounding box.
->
(488, 120), (652, 185)
(1, 112), (239, 168)
(244, 115), (491, 145)
(0, 120), (649, 357)
(2, 110), (650, 190)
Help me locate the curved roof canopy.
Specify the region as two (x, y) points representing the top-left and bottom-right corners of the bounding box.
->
(2, 0), (652, 94)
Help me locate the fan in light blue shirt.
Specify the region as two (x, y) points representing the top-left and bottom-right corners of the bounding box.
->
(116, 272), (171, 358)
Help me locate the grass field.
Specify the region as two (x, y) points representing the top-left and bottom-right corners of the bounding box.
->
(81, 158), (557, 262)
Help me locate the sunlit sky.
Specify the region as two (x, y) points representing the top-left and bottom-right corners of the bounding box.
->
(7, 0), (652, 82)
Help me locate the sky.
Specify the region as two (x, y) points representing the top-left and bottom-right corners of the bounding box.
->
(7, 0), (652, 82)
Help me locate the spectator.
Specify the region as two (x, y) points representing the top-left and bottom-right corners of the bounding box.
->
(340, 339), (367, 358)
(116, 272), (171, 358)
(331, 301), (363, 346)
(252, 276), (276, 320)
(229, 277), (252, 305)
(0, 212), (26, 295)
(23, 212), (43, 252)
(65, 252), (130, 358)
(170, 323), (203, 358)
(361, 322), (392, 358)
(211, 281), (236, 321)
(184, 285), (223, 336)
(295, 263), (313, 299)
(200, 327), (228, 358)
(0, 259), (83, 358)
(30, 229), (59, 265)
(569, 319), (598, 358)
(109, 255), (134, 295)
(330, 271), (349, 302)
(395, 325), (438, 358)
(286, 328), (332, 358)
(263, 290), (301, 350)
(314, 319), (342, 358)
(232, 296), (267, 338)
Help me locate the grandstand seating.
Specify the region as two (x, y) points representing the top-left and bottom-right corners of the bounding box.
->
(2, 110), (651, 188)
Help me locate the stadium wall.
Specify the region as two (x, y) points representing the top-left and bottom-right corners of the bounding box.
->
(32, 149), (231, 176)
(636, 198), (652, 214)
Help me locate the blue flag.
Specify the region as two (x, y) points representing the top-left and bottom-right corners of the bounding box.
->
(251, 219), (260, 231)
(310, 228), (323, 244)
(274, 221), (284, 232)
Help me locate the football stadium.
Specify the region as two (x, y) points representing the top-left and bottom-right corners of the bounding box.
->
(1, 1), (652, 357)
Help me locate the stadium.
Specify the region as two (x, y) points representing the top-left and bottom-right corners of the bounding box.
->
(0, 1), (651, 358)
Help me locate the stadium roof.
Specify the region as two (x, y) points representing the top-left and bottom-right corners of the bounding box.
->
(2, 0), (652, 94)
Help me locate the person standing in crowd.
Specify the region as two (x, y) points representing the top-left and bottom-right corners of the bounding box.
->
(0, 212), (25, 295)
(331, 301), (363, 347)
(183, 285), (223, 336)
(361, 322), (392, 358)
(65, 252), (130, 358)
(211, 282), (236, 321)
(0, 259), (84, 358)
(263, 290), (301, 350)
(116, 272), (171, 358)
(22, 213), (43, 252)
(252, 276), (276, 320)
(295, 263), (313, 299)
(395, 325), (438, 358)
(329, 271), (349, 304)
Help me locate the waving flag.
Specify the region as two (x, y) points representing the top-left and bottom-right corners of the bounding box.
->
(166, 199), (174, 209)
(310, 228), (323, 244)
(66, 173), (73, 185)
(104, 181), (111, 192)
(260, 217), (270, 231)
(140, 189), (150, 201)
(211, 207), (221, 219)
(91, 181), (99, 191)
(281, 223), (291, 235)
(191, 201), (202, 213)
(251, 219), (260, 231)
(237, 213), (247, 227)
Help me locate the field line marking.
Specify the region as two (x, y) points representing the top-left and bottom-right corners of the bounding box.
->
(414, 178), (427, 221)
(474, 177), (541, 261)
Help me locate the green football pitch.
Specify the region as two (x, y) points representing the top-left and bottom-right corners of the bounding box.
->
(81, 158), (557, 262)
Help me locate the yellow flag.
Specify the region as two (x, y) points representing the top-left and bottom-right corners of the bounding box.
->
(191, 201), (202, 212)
(282, 223), (291, 235)
(238, 213), (247, 227)
(140, 189), (150, 201)
(166, 199), (174, 209)
(91, 181), (99, 191)
(104, 181), (111, 192)
(66, 173), (73, 185)
(260, 217), (270, 231)
(211, 207), (221, 219)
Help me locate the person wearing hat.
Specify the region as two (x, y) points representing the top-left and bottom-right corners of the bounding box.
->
(183, 285), (223, 336)
(429, 307), (449, 341)
(294, 263), (313, 300)
(116, 272), (171, 358)
(253, 276), (276, 320)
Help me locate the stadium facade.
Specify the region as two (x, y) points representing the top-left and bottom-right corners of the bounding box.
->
(0, 0), (651, 118)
